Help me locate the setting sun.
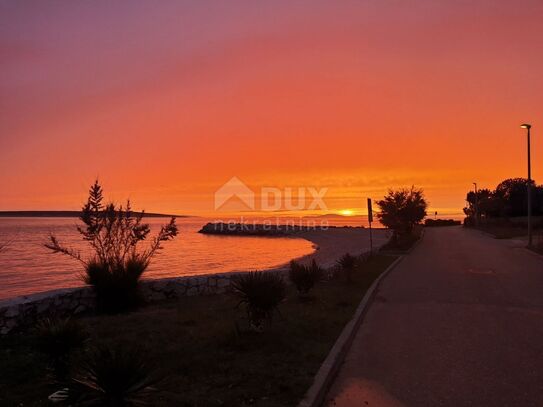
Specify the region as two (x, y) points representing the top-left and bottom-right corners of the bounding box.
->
(338, 209), (355, 216)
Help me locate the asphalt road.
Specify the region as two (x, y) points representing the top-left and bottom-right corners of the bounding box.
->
(325, 226), (543, 407)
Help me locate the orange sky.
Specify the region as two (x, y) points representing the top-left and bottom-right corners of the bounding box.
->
(1, 1), (543, 216)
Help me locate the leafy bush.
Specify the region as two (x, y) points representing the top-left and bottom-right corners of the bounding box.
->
(336, 253), (357, 281)
(45, 180), (178, 313)
(288, 259), (323, 297)
(231, 271), (286, 331)
(376, 187), (427, 241)
(35, 317), (87, 380)
(69, 345), (161, 406)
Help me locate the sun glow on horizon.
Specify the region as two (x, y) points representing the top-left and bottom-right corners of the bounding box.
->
(338, 209), (356, 217)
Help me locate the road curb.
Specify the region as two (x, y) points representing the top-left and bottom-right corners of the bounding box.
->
(523, 247), (543, 260)
(297, 234), (423, 407)
(405, 228), (425, 254)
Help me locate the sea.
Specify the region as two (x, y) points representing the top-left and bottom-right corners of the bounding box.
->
(0, 217), (328, 300)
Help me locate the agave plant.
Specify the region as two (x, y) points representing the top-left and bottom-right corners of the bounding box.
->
(84, 256), (147, 313)
(35, 317), (87, 380)
(289, 259), (323, 297)
(336, 253), (357, 281)
(231, 271), (286, 331)
(69, 345), (161, 406)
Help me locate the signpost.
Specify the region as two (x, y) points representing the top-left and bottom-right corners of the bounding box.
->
(367, 198), (373, 255)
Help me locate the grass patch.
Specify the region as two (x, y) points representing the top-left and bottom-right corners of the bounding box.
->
(466, 217), (543, 240)
(0, 254), (397, 407)
(469, 224), (528, 239)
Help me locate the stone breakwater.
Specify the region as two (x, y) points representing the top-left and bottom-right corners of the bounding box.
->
(0, 268), (288, 335)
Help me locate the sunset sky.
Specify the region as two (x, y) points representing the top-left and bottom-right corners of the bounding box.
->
(1, 1), (543, 216)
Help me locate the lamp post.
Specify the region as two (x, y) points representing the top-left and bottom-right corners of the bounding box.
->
(521, 123), (532, 247)
(473, 182), (478, 226)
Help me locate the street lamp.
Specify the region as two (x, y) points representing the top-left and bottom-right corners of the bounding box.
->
(521, 123), (532, 247)
(473, 182), (478, 226)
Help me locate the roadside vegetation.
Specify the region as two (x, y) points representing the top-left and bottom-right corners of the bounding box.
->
(336, 253), (357, 281)
(424, 218), (461, 227)
(232, 271), (287, 331)
(0, 254), (397, 406)
(288, 259), (324, 298)
(464, 178), (543, 222)
(376, 186), (427, 251)
(463, 178), (543, 247)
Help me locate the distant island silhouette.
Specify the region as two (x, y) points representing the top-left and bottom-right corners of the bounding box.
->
(0, 211), (188, 218)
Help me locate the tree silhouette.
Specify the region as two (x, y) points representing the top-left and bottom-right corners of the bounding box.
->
(376, 187), (427, 240)
(464, 178), (543, 221)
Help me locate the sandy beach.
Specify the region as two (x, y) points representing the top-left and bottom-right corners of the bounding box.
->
(289, 227), (391, 269)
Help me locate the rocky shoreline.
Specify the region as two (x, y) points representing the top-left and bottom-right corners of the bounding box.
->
(0, 270), (270, 335)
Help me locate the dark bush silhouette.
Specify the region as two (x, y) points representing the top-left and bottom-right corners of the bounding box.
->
(69, 345), (161, 406)
(84, 257), (147, 312)
(424, 219), (461, 227)
(464, 178), (543, 224)
(336, 253), (357, 281)
(465, 188), (504, 219)
(35, 317), (87, 380)
(231, 271), (286, 331)
(289, 259), (323, 297)
(376, 187), (427, 242)
(45, 180), (178, 313)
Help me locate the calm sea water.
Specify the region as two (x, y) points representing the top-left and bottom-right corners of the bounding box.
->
(0, 217), (316, 300)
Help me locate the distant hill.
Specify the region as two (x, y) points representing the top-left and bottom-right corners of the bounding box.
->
(0, 211), (188, 218)
(303, 214), (367, 219)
